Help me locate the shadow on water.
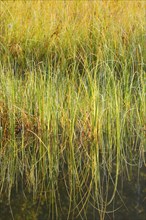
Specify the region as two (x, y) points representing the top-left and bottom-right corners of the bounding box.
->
(0, 165), (146, 220)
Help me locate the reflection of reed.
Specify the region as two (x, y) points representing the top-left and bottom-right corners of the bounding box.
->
(0, 1), (145, 219)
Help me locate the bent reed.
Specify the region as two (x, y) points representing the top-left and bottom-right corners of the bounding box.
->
(0, 1), (145, 219)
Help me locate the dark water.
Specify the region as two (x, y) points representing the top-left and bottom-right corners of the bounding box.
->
(0, 165), (146, 220)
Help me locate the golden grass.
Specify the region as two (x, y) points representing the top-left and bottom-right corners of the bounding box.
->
(0, 1), (145, 219)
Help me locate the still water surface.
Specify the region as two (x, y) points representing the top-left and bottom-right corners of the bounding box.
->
(0, 165), (146, 220)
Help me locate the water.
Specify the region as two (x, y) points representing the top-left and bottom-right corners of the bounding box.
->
(0, 165), (146, 220)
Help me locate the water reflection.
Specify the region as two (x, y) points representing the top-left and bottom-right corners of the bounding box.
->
(0, 166), (146, 220)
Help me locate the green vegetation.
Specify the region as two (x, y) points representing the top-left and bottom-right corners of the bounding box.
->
(0, 1), (145, 219)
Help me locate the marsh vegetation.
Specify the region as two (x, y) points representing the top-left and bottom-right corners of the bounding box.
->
(0, 1), (145, 219)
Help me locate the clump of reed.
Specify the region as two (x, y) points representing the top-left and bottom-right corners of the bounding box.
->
(0, 1), (145, 219)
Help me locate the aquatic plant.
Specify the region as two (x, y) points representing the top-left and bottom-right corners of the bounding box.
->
(0, 1), (145, 219)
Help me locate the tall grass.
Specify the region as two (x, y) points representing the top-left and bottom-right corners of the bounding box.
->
(0, 1), (145, 219)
